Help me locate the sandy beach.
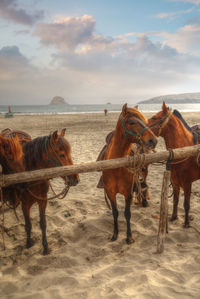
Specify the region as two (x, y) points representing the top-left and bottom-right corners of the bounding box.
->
(1, 110), (200, 299)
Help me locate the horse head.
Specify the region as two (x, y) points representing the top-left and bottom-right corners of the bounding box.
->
(120, 103), (157, 149)
(148, 102), (172, 137)
(47, 129), (79, 187)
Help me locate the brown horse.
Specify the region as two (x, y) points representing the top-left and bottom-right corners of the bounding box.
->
(148, 102), (200, 227)
(97, 131), (150, 206)
(18, 129), (79, 254)
(0, 135), (25, 209)
(102, 104), (157, 244)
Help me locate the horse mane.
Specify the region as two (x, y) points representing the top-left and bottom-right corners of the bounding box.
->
(173, 109), (197, 143)
(0, 135), (23, 162)
(126, 107), (148, 123)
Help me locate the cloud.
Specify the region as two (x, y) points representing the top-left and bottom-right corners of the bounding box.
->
(35, 15), (96, 50)
(1, 14), (200, 105)
(161, 24), (200, 55)
(154, 8), (193, 20)
(0, 0), (44, 26)
(172, 0), (200, 4)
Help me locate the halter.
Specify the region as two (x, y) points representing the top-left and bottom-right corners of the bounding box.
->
(120, 114), (148, 143)
(149, 110), (172, 136)
(44, 136), (62, 167)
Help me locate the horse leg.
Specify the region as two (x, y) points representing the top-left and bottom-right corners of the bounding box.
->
(109, 196), (119, 241)
(170, 184), (180, 221)
(21, 201), (33, 248)
(124, 194), (134, 244)
(38, 200), (49, 255)
(141, 181), (149, 208)
(183, 184), (191, 228)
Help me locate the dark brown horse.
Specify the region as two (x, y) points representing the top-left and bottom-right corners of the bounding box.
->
(148, 102), (200, 227)
(102, 104), (157, 244)
(19, 129), (79, 254)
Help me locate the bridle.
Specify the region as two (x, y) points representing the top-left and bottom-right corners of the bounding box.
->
(44, 136), (63, 167)
(149, 110), (173, 136)
(120, 114), (150, 144)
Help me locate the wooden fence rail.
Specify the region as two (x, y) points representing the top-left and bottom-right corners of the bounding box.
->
(1, 144), (200, 188)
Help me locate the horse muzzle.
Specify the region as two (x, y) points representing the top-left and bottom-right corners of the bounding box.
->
(64, 174), (80, 187)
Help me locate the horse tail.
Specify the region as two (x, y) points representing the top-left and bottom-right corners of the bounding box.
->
(104, 189), (111, 210)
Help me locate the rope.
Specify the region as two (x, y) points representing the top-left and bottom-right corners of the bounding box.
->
(126, 149), (146, 204)
(26, 178), (70, 201)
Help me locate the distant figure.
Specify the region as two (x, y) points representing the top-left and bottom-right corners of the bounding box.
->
(104, 109), (108, 116)
(8, 105), (11, 113)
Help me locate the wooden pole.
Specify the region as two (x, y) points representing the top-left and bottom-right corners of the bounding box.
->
(157, 170), (170, 253)
(0, 144), (200, 187)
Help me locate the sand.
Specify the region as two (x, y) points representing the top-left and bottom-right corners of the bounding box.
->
(1, 111), (200, 299)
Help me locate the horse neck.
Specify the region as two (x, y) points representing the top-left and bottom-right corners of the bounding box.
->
(23, 137), (46, 170)
(107, 120), (133, 158)
(162, 115), (194, 149)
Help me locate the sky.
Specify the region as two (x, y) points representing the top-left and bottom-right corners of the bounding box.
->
(0, 0), (200, 105)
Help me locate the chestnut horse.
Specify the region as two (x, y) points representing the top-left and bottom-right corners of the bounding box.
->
(102, 104), (157, 244)
(148, 102), (200, 227)
(0, 135), (25, 208)
(17, 129), (79, 254)
(97, 131), (150, 206)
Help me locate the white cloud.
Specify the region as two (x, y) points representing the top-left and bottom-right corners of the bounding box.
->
(161, 24), (200, 55)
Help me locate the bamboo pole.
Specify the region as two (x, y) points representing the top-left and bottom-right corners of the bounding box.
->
(0, 144), (200, 188)
(157, 170), (170, 253)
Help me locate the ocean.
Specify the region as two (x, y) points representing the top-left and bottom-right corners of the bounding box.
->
(1, 103), (200, 115)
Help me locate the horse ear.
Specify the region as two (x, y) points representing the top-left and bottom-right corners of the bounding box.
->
(134, 105), (138, 110)
(52, 130), (59, 142)
(60, 128), (66, 137)
(122, 103), (127, 116)
(162, 101), (168, 113)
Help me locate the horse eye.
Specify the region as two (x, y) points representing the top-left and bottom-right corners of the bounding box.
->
(152, 117), (157, 120)
(60, 154), (65, 158)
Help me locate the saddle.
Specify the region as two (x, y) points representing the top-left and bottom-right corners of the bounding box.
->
(191, 124), (200, 143)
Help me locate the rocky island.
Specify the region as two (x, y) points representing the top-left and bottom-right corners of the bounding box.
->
(49, 96), (68, 105)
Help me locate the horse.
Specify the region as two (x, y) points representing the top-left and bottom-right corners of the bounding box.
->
(0, 135), (25, 209)
(148, 102), (200, 227)
(15, 129), (79, 255)
(97, 131), (150, 206)
(102, 104), (157, 244)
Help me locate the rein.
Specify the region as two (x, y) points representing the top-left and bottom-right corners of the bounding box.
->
(120, 115), (148, 143)
(44, 136), (62, 167)
(149, 110), (172, 136)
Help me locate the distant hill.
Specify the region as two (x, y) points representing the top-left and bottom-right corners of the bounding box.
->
(49, 96), (68, 105)
(138, 92), (200, 104)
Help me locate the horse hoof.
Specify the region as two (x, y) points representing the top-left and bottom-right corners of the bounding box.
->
(184, 223), (190, 228)
(111, 235), (118, 242)
(170, 216), (177, 222)
(126, 237), (135, 245)
(43, 248), (49, 255)
(26, 239), (34, 249)
(142, 200), (149, 208)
